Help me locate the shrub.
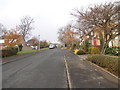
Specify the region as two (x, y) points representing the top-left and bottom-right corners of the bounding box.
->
(2, 46), (18, 57)
(76, 49), (86, 55)
(18, 44), (23, 51)
(105, 47), (119, 56)
(88, 47), (100, 54)
(74, 49), (79, 54)
(86, 54), (119, 77)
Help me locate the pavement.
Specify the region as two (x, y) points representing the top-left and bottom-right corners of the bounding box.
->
(2, 48), (119, 88)
(65, 50), (119, 88)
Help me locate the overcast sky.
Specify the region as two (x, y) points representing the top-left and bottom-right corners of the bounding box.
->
(0, 0), (116, 43)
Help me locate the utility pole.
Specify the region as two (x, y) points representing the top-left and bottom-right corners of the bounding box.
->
(38, 35), (40, 50)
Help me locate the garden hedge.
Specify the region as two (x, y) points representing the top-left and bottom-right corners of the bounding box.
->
(86, 54), (119, 77)
(2, 46), (18, 57)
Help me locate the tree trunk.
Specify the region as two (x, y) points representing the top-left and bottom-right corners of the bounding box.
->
(101, 44), (105, 54)
(102, 41), (109, 54)
(99, 32), (104, 53)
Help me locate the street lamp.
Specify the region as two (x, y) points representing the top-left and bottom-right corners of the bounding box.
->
(38, 35), (40, 50)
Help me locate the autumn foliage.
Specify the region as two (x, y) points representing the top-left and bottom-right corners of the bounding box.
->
(40, 40), (49, 48)
(58, 25), (78, 45)
(3, 30), (22, 47)
(63, 30), (78, 43)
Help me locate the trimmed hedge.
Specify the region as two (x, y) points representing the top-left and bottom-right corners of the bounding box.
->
(86, 54), (119, 77)
(2, 47), (18, 57)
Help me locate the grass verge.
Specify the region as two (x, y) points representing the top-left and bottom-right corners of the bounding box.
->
(17, 48), (48, 55)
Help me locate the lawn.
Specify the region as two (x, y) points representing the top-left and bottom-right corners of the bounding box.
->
(17, 48), (48, 55)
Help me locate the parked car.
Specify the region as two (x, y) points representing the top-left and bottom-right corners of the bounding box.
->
(31, 46), (37, 50)
(49, 44), (55, 49)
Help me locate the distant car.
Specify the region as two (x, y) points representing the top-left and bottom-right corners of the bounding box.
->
(31, 46), (37, 50)
(49, 44), (55, 49)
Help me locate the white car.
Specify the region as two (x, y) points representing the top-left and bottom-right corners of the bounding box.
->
(49, 44), (55, 49)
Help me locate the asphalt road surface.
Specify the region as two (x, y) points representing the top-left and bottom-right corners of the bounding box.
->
(3, 49), (67, 88)
(2, 49), (119, 88)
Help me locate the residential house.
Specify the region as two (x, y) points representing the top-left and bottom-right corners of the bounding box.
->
(80, 29), (119, 48)
(109, 35), (120, 47)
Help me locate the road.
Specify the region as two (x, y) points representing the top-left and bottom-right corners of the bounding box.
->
(3, 49), (67, 88)
(2, 49), (119, 88)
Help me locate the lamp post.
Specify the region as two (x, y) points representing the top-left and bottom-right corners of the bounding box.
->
(38, 35), (40, 50)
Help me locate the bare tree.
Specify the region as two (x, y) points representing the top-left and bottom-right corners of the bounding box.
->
(20, 16), (34, 41)
(0, 23), (6, 38)
(71, 2), (119, 53)
(58, 27), (65, 44)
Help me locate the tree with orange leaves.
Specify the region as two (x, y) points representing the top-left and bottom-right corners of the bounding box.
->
(3, 30), (22, 47)
(58, 25), (78, 46)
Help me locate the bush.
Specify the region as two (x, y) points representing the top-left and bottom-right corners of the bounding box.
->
(88, 47), (100, 54)
(18, 44), (23, 51)
(86, 54), (119, 77)
(105, 47), (119, 56)
(2, 46), (18, 57)
(74, 49), (79, 54)
(76, 49), (86, 55)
